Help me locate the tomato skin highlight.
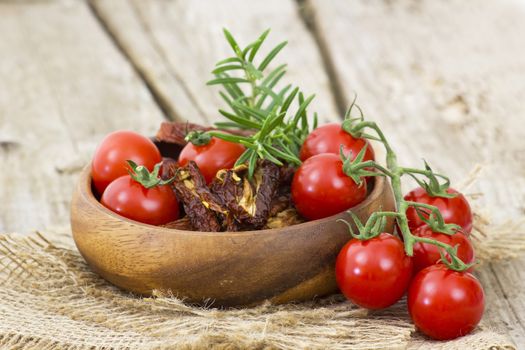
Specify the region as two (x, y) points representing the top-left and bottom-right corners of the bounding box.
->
(101, 175), (179, 225)
(179, 137), (245, 184)
(408, 265), (485, 340)
(412, 225), (475, 273)
(404, 187), (473, 234)
(92, 130), (162, 195)
(291, 153), (367, 220)
(335, 233), (413, 309)
(299, 123), (375, 162)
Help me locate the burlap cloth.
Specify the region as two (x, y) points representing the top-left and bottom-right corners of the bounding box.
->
(0, 214), (523, 349)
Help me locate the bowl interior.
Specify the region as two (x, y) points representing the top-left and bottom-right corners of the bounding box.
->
(85, 139), (384, 236)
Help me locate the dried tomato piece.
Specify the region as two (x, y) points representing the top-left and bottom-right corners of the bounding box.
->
(265, 208), (305, 229)
(211, 160), (280, 230)
(161, 216), (193, 230)
(155, 122), (253, 147)
(278, 164), (295, 187)
(155, 122), (211, 146)
(172, 161), (226, 232)
(269, 194), (292, 217)
(159, 157), (179, 180)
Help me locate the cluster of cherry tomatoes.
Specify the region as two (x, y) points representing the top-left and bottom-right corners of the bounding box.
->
(91, 130), (176, 225)
(293, 122), (484, 340)
(91, 130), (247, 225)
(335, 181), (482, 339)
(292, 123), (373, 220)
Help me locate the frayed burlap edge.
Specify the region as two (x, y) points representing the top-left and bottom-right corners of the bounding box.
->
(0, 217), (523, 350)
(0, 232), (414, 350)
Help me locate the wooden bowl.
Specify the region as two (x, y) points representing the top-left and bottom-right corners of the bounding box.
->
(71, 143), (395, 307)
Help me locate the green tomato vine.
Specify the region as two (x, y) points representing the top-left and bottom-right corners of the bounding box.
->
(340, 99), (473, 272)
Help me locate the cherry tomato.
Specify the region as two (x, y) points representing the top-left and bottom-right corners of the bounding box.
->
(404, 187), (473, 234)
(412, 225), (475, 273)
(92, 131), (161, 195)
(335, 233), (413, 309)
(291, 153), (367, 220)
(408, 265), (484, 340)
(299, 123), (375, 162)
(179, 137), (245, 184)
(101, 175), (179, 225)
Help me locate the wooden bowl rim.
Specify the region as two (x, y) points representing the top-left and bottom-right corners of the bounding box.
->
(78, 165), (388, 237)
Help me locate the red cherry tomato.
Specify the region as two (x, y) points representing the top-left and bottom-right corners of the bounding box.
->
(336, 233), (413, 309)
(179, 137), (245, 184)
(299, 123), (375, 162)
(92, 131), (161, 195)
(101, 175), (179, 225)
(408, 265), (485, 340)
(412, 225), (475, 273)
(291, 153), (367, 220)
(404, 187), (473, 234)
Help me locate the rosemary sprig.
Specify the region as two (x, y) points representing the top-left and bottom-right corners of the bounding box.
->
(193, 28), (317, 177)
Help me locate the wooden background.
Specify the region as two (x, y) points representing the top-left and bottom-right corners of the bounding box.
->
(0, 0), (523, 347)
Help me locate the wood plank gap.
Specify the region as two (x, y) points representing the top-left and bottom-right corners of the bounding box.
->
(296, 0), (346, 118)
(87, 0), (174, 121)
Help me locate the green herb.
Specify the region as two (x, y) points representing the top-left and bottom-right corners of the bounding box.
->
(190, 28), (318, 177)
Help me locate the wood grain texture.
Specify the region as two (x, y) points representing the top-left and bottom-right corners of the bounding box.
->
(307, 0), (525, 346)
(90, 0), (340, 125)
(307, 0), (525, 219)
(0, 0), (165, 234)
(71, 163), (395, 306)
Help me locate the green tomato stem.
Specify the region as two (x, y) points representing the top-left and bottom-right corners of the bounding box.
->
(349, 160), (394, 178)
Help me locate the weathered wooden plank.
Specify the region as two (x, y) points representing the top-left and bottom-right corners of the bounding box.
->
(0, 0), (165, 234)
(88, 0), (203, 123)
(90, 0), (340, 125)
(307, 0), (525, 346)
(307, 0), (525, 219)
